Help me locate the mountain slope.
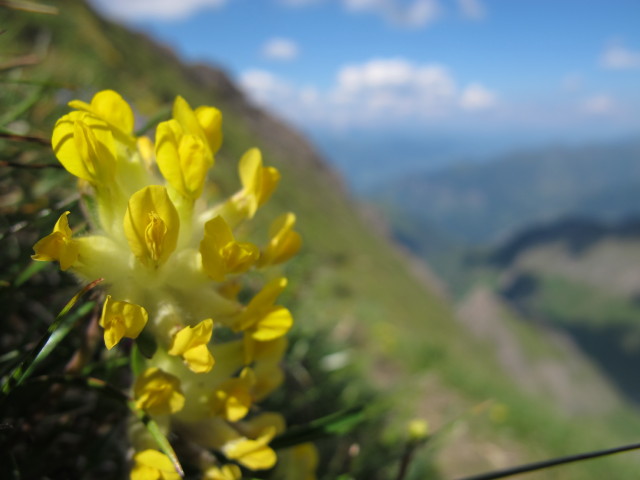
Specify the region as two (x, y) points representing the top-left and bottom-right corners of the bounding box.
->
(373, 139), (640, 245)
(4, 3), (640, 479)
(490, 217), (640, 404)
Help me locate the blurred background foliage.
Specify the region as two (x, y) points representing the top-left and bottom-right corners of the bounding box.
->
(3, 2), (640, 479)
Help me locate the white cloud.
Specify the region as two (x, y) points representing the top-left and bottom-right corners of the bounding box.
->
(457, 0), (485, 20)
(239, 58), (498, 129)
(459, 83), (496, 110)
(600, 44), (640, 70)
(89, 0), (227, 20)
(262, 38), (300, 61)
(239, 69), (294, 104)
(581, 94), (615, 115)
(343, 0), (441, 28)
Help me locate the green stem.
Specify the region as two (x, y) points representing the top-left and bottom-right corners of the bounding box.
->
(457, 441), (640, 480)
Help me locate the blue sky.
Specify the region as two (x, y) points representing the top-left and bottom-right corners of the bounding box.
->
(89, 0), (640, 184)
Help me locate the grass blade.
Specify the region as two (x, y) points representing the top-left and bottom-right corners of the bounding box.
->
(1, 278), (103, 395)
(271, 406), (365, 449)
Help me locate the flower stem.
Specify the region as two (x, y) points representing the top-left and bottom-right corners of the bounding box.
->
(458, 441), (640, 480)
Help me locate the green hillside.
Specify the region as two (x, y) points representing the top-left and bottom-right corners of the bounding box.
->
(4, 2), (640, 479)
(491, 218), (640, 404)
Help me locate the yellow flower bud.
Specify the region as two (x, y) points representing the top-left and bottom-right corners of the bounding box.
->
(407, 418), (429, 441)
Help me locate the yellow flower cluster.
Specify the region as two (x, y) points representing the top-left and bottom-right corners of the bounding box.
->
(32, 90), (311, 479)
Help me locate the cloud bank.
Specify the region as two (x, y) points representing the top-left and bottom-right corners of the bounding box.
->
(240, 57), (497, 128)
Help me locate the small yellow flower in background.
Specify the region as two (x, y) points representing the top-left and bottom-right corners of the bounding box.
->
(200, 215), (260, 281)
(124, 186), (180, 268)
(131, 449), (181, 480)
(31, 211), (78, 271)
(202, 464), (242, 480)
(490, 403), (509, 424)
(100, 295), (148, 350)
(168, 318), (215, 373)
(134, 368), (185, 415)
(407, 418), (429, 441)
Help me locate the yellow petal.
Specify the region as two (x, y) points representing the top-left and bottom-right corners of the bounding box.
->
(156, 119), (211, 199)
(52, 111), (116, 184)
(211, 375), (253, 422)
(261, 213), (301, 266)
(99, 296), (149, 350)
(137, 136), (155, 168)
(134, 368), (185, 415)
(223, 242), (260, 274)
(70, 90), (135, 135)
(235, 278), (289, 333)
(131, 449), (181, 480)
(173, 96), (203, 140)
(239, 148), (262, 194)
(251, 306), (293, 341)
(182, 344), (215, 373)
(203, 464), (242, 480)
(223, 427), (277, 471)
(168, 319), (215, 373)
(195, 105), (223, 154)
(200, 216), (259, 281)
(31, 211), (79, 271)
(258, 166), (280, 207)
(226, 439), (276, 471)
(124, 186), (179, 267)
(178, 134), (209, 196)
(248, 277), (288, 311)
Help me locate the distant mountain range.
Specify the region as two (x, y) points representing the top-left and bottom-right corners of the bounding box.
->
(372, 138), (640, 246)
(481, 216), (640, 404)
